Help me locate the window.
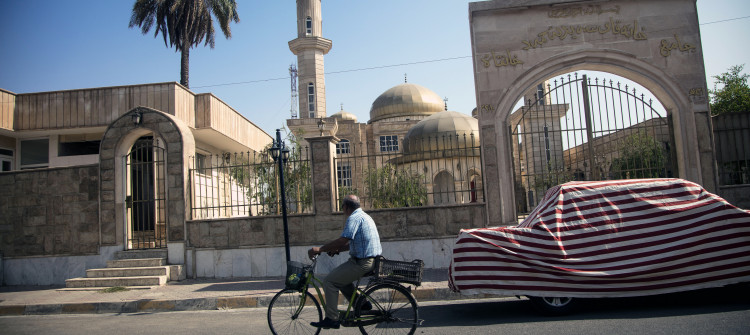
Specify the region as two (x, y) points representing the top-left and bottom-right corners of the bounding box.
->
(469, 173), (482, 203)
(0, 148), (12, 172)
(307, 82), (315, 116)
(20, 138), (49, 168)
(433, 171), (455, 205)
(544, 125), (551, 162)
(306, 17), (312, 35)
(337, 163), (352, 187)
(336, 139), (350, 154)
(379, 135), (399, 152)
(537, 83), (545, 106)
(58, 134), (102, 156)
(58, 140), (100, 156)
(1, 159), (10, 172)
(195, 153), (208, 171)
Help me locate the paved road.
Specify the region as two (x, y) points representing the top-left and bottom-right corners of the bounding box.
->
(2, 286), (748, 335)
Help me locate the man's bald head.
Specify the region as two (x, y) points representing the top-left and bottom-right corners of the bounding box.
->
(342, 194), (361, 212)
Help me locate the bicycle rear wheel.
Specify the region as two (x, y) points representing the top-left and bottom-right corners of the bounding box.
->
(267, 289), (322, 335)
(356, 283), (419, 335)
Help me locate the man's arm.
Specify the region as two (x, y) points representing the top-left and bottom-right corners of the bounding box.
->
(308, 237), (350, 259)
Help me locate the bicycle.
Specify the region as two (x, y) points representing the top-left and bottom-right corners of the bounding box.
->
(267, 254), (424, 334)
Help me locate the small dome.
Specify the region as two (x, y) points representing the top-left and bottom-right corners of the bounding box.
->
(369, 83), (444, 122)
(403, 111), (480, 153)
(331, 110), (358, 122)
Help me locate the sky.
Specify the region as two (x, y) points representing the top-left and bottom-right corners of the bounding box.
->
(0, 0), (748, 137)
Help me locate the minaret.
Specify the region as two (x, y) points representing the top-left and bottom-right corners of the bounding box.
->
(289, 0), (332, 119)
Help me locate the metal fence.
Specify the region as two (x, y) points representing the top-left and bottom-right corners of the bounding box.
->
(714, 111), (750, 186)
(511, 74), (674, 215)
(189, 147), (312, 219)
(334, 133), (483, 210)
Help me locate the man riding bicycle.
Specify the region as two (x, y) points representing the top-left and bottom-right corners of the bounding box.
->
(307, 194), (382, 329)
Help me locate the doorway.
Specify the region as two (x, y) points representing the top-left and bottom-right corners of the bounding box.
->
(125, 136), (167, 249)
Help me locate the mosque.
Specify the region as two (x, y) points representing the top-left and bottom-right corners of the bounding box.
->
(285, 0), (483, 206)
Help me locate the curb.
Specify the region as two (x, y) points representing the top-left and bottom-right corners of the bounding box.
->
(0, 288), (502, 316)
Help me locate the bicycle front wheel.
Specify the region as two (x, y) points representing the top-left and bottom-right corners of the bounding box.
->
(267, 289), (322, 335)
(356, 283), (419, 335)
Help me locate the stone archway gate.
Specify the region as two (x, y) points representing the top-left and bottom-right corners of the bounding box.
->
(469, 0), (716, 225)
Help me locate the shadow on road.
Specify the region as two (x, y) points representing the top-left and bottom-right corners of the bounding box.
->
(418, 283), (750, 328)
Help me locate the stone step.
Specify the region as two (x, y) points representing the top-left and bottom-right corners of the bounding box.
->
(107, 258), (165, 268)
(86, 266), (170, 279)
(65, 275), (167, 288)
(115, 249), (168, 260)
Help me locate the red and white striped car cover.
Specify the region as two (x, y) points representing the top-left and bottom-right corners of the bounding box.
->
(449, 179), (750, 298)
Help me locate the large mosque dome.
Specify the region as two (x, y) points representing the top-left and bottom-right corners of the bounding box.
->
(403, 110), (480, 153)
(369, 83), (445, 123)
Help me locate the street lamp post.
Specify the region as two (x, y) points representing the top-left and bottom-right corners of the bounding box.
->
(269, 129), (291, 263)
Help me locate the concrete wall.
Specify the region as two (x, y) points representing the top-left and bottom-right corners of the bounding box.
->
(186, 204), (485, 250)
(0, 165), (99, 258)
(186, 238), (457, 279)
(184, 197), (485, 278)
(2, 246), (121, 286)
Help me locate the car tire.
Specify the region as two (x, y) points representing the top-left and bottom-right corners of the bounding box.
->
(528, 296), (579, 315)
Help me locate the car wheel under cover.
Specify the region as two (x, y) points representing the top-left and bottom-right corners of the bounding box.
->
(528, 296), (579, 315)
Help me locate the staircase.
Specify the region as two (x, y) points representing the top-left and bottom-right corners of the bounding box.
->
(65, 250), (185, 289)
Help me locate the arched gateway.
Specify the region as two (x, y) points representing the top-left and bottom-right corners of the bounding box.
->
(99, 107), (195, 254)
(469, 0), (716, 225)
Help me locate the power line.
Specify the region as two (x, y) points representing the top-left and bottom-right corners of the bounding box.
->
(6, 15), (750, 95)
(701, 15), (750, 25)
(191, 55), (472, 89)
(193, 15), (750, 90)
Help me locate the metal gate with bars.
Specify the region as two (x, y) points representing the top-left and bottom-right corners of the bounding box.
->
(511, 73), (675, 215)
(125, 137), (167, 249)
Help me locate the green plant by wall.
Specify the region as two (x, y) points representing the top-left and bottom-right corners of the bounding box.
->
(363, 164), (427, 209)
(611, 130), (666, 179)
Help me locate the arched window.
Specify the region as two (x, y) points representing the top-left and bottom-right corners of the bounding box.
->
(469, 172), (483, 203)
(433, 171), (455, 205)
(307, 82), (315, 116)
(306, 17), (312, 35)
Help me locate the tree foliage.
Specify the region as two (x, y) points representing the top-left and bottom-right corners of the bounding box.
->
(709, 64), (750, 116)
(251, 129), (312, 216)
(363, 164), (427, 209)
(611, 130), (666, 179)
(129, 0), (240, 88)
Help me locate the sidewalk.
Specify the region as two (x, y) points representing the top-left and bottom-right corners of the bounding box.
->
(0, 269), (489, 316)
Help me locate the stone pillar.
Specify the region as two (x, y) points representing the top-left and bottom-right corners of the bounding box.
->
(307, 135), (338, 215)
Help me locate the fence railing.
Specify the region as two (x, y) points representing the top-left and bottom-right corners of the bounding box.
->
(334, 133), (483, 210)
(713, 111), (750, 186)
(189, 147), (312, 220)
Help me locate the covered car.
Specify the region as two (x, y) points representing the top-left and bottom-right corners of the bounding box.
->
(449, 179), (750, 312)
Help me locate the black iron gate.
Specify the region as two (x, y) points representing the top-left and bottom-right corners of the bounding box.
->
(126, 137), (167, 249)
(511, 73), (675, 215)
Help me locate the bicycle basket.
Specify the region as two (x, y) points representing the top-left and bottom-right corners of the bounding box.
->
(285, 261), (309, 291)
(375, 258), (424, 286)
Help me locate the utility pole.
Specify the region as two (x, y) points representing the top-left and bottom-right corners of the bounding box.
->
(289, 64), (298, 119)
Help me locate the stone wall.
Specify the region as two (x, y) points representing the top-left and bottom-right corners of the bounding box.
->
(186, 203), (486, 249)
(0, 165), (99, 257)
(718, 185), (750, 210)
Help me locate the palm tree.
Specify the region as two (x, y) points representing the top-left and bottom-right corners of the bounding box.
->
(129, 0), (239, 88)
